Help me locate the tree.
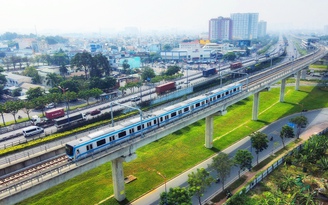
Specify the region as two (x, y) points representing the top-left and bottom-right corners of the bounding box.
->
(208, 152), (233, 190)
(141, 66), (156, 81)
(22, 101), (35, 120)
(163, 44), (173, 51)
(0, 103), (6, 126)
(32, 96), (47, 116)
(26, 87), (45, 100)
(10, 56), (19, 70)
(165, 65), (181, 76)
(78, 90), (92, 105)
(12, 87), (22, 97)
(122, 59), (131, 74)
(59, 79), (80, 94)
(5, 100), (23, 123)
(46, 92), (62, 107)
(234, 150), (253, 178)
(70, 51), (93, 80)
(90, 88), (103, 102)
(290, 116), (308, 139)
(280, 125), (295, 148)
(45, 73), (63, 87)
(94, 53), (111, 76)
(59, 64), (68, 76)
(63, 91), (78, 111)
(250, 131), (269, 164)
(52, 50), (69, 66)
(223, 52), (237, 61)
(23, 66), (42, 84)
(159, 187), (192, 205)
(187, 168), (213, 205)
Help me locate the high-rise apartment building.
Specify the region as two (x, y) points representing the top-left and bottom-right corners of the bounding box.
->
(258, 20), (267, 37)
(324, 25), (328, 35)
(209, 17), (232, 41)
(230, 13), (259, 40)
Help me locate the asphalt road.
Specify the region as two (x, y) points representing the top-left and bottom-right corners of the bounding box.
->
(132, 108), (328, 205)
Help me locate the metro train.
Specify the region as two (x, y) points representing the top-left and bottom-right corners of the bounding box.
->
(65, 83), (243, 161)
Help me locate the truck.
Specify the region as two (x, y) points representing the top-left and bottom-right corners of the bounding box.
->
(45, 108), (65, 119)
(31, 108), (65, 126)
(230, 62), (243, 70)
(54, 113), (87, 128)
(155, 82), (176, 95)
(202, 68), (217, 77)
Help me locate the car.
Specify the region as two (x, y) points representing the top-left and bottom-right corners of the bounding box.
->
(130, 97), (141, 102)
(45, 103), (55, 109)
(90, 109), (101, 116)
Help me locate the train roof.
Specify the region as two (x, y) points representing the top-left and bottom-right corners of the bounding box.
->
(67, 125), (124, 147)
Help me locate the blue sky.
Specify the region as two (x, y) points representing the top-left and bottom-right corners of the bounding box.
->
(0, 0), (327, 34)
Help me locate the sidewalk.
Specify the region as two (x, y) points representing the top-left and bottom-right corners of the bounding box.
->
(217, 122), (328, 205)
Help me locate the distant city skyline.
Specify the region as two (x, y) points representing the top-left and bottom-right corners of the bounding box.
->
(0, 0), (327, 35)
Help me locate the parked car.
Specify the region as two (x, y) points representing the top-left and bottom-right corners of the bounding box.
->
(90, 109), (101, 116)
(130, 97), (141, 102)
(45, 103), (55, 109)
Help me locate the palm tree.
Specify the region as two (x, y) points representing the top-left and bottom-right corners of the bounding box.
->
(45, 73), (61, 87)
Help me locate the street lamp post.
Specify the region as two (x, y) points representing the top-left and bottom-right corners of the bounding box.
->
(157, 171), (167, 205)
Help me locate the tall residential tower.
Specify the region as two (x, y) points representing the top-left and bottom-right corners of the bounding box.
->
(258, 20), (267, 37)
(230, 13), (259, 40)
(209, 17), (232, 41)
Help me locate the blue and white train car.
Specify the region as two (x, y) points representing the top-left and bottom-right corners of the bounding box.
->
(65, 83), (243, 161)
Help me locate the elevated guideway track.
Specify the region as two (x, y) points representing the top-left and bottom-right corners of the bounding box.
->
(0, 46), (327, 205)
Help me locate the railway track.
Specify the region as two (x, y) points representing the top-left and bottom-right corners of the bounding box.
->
(0, 155), (67, 189)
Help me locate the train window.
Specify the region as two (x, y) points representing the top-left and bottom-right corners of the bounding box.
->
(109, 136), (114, 142)
(137, 125), (141, 130)
(226, 91), (229, 95)
(130, 128), (135, 133)
(184, 107), (189, 112)
(233, 88), (236, 92)
(142, 124), (145, 129)
(195, 103), (200, 107)
(87, 144), (93, 151)
(165, 115), (169, 120)
(97, 139), (106, 146)
(178, 110), (182, 115)
(160, 117), (163, 122)
(154, 119), (157, 124)
(118, 131), (126, 138)
(217, 95), (221, 99)
(202, 101), (205, 105)
(171, 112), (176, 117)
(147, 122), (151, 127)
(206, 99), (209, 103)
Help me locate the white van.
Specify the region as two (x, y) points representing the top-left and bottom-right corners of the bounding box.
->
(22, 126), (44, 137)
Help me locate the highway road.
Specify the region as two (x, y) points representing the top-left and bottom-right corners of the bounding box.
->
(132, 108), (328, 205)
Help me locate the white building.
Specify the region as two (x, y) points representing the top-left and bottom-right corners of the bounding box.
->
(4, 73), (32, 87)
(230, 13), (259, 40)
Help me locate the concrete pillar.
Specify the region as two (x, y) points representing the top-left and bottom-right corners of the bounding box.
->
(111, 157), (126, 201)
(205, 115), (214, 148)
(295, 70), (301, 90)
(252, 92), (260, 121)
(280, 78), (286, 102)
